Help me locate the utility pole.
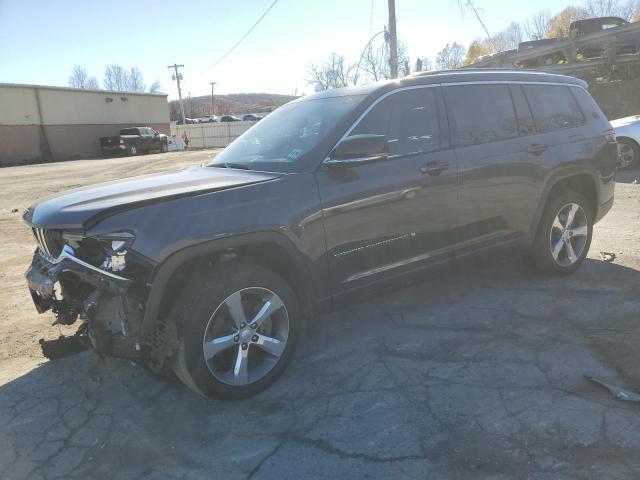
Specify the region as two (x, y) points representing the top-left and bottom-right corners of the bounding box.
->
(209, 81), (218, 117)
(167, 64), (186, 124)
(387, 0), (398, 79)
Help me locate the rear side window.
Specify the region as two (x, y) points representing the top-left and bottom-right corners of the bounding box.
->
(350, 88), (440, 156)
(523, 85), (585, 132)
(121, 128), (139, 135)
(443, 84), (518, 146)
(571, 87), (606, 122)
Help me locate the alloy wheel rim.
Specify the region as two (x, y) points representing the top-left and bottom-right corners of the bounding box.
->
(617, 143), (635, 169)
(202, 287), (289, 386)
(549, 203), (589, 267)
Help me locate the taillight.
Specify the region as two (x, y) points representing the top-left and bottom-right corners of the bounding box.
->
(119, 138), (124, 145)
(604, 129), (616, 143)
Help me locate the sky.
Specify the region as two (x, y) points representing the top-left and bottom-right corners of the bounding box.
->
(0, 0), (566, 99)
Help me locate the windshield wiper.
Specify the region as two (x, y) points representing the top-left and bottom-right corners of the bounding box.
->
(211, 162), (250, 170)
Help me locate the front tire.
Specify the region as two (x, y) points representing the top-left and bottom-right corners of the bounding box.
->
(531, 191), (593, 276)
(171, 263), (300, 400)
(161, 142), (168, 153)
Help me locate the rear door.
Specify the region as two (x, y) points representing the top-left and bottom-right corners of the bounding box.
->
(443, 83), (553, 255)
(315, 86), (458, 294)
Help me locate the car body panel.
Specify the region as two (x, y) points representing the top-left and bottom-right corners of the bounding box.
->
(25, 166), (282, 229)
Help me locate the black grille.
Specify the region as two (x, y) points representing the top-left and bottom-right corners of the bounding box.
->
(32, 228), (63, 258)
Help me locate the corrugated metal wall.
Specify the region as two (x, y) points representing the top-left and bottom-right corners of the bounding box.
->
(0, 84), (170, 166)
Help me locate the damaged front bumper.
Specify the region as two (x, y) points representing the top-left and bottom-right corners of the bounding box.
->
(25, 245), (152, 360)
(26, 245), (131, 313)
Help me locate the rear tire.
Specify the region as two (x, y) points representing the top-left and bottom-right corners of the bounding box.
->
(531, 191), (593, 276)
(127, 145), (138, 156)
(171, 262), (300, 400)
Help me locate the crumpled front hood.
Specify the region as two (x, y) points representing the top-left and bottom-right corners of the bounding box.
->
(25, 166), (281, 229)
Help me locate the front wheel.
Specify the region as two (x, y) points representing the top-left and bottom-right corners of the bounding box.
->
(531, 191), (593, 275)
(161, 142), (168, 153)
(171, 263), (300, 400)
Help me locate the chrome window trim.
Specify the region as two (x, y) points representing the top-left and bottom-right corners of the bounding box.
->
(322, 80), (588, 166)
(322, 84), (442, 165)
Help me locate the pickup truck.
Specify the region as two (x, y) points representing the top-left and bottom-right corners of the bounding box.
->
(100, 127), (168, 156)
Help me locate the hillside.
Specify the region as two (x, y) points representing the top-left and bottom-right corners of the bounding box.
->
(169, 92), (297, 119)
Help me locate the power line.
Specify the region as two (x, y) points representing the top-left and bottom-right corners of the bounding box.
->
(200, 0), (279, 74)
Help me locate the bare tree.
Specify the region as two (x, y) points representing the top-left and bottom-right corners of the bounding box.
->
(358, 39), (409, 83)
(85, 76), (100, 90)
(307, 53), (353, 91)
(68, 65), (89, 88)
(103, 64), (129, 91)
(435, 43), (466, 70)
(523, 10), (552, 41)
(126, 67), (146, 92)
(68, 65), (100, 90)
(148, 80), (162, 93)
(492, 22), (522, 51)
(584, 0), (638, 20)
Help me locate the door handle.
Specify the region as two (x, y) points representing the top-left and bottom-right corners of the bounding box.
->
(420, 162), (449, 175)
(527, 144), (548, 156)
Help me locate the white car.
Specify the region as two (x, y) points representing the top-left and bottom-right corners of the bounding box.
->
(611, 115), (640, 169)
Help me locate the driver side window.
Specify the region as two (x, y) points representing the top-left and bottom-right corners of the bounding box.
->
(350, 88), (440, 157)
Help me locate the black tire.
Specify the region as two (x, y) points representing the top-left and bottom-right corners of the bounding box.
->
(531, 191), (593, 276)
(161, 142), (168, 153)
(617, 138), (639, 169)
(127, 145), (138, 156)
(171, 262), (300, 400)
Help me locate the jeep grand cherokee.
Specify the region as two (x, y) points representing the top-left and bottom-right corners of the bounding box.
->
(24, 70), (617, 399)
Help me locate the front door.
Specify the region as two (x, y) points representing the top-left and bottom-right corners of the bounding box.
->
(315, 86), (458, 294)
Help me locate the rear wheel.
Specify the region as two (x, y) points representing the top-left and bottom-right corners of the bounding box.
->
(531, 191), (593, 275)
(617, 138), (638, 169)
(127, 145), (138, 156)
(171, 263), (300, 400)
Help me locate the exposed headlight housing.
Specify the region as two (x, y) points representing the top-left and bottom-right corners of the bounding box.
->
(62, 231), (135, 272)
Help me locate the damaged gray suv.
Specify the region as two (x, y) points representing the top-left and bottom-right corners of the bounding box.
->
(24, 70), (617, 399)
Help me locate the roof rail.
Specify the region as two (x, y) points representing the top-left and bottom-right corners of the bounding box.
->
(410, 68), (558, 77)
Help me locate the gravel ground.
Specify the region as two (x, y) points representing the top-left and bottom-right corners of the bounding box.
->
(0, 153), (639, 479)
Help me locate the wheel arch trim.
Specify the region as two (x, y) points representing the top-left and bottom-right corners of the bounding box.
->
(529, 168), (601, 243)
(140, 231), (314, 339)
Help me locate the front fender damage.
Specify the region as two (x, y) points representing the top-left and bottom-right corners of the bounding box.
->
(26, 248), (176, 370)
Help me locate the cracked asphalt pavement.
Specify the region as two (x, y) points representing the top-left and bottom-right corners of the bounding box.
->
(1, 154), (639, 479)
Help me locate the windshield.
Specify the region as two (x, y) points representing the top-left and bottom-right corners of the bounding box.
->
(207, 94), (365, 172)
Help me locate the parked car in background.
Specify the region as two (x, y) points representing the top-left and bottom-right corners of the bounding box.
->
(176, 118), (197, 125)
(220, 115), (241, 122)
(198, 115), (219, 123)
(24, 70), (616, 400)
(242, 114), (263, 121)
(611, 115), (640, 169)
(99, 127), (168, 156)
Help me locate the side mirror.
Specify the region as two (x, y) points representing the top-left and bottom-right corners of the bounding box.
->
(325, 134), (388, 166)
